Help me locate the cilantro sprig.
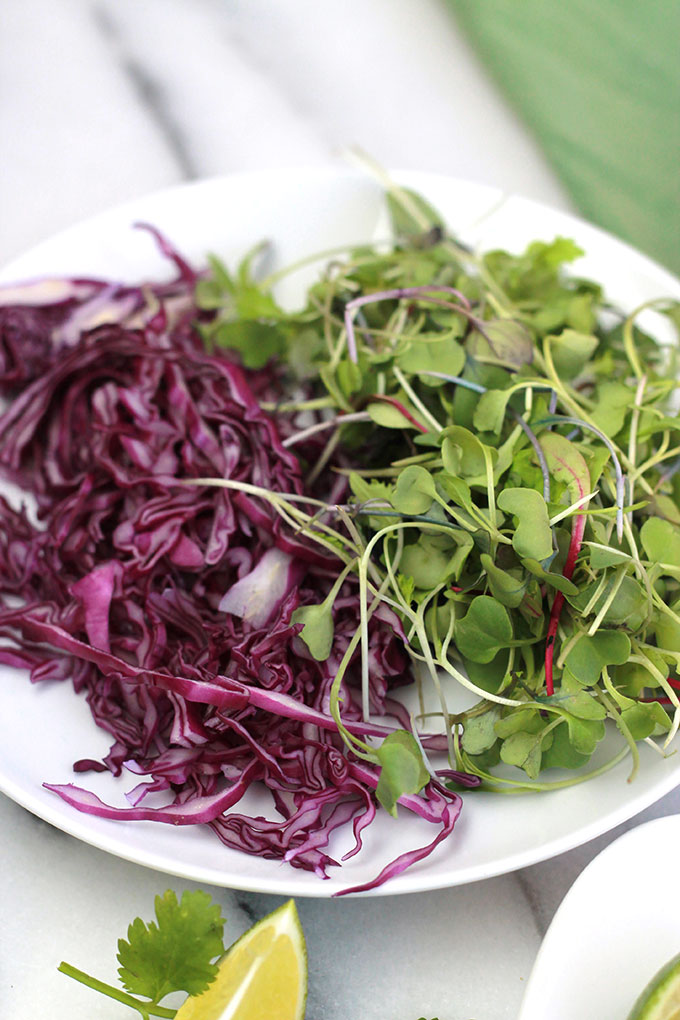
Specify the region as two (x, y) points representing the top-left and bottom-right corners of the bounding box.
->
(59, 890), (225, 1018)
(194, 175), (680, 804)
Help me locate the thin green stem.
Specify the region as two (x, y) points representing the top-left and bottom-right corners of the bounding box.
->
(58, 964), (176, 1019)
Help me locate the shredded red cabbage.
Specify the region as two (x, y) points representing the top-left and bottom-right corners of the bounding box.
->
(0, 236), (474, 893)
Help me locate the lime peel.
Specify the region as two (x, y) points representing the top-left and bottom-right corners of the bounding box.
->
(627, 952), (680, 1020)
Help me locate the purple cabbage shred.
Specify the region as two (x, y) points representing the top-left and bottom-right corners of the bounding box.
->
(0, 234), (473, 893)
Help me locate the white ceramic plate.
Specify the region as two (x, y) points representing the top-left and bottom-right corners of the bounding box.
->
(1, 168), (679, 897)
(518, 814), (680, 1019)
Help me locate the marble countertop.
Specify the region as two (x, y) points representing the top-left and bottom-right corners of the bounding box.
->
(1, 3), (678, 1018)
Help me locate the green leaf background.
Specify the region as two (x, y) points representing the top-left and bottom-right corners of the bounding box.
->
(445, 0), (680, 274)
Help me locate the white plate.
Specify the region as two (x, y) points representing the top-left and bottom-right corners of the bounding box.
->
(518, 814), (680, 1019)
(1, 168), (680, 897)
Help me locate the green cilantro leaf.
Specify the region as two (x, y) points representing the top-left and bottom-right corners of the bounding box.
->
(117, 889), (225, 1003)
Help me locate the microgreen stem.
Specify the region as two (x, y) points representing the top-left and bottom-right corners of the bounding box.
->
(621, 300), (671, 379)
(629, 653), (680, 741)
(628, 374), (647, 471)
(305, 426), (342, 487)
(282, 411), (371, 448)
(259, 396), (336, 413)
(549, 490), (599, 526)
(436, 650), (527, 709)
(392, 364), (443, 432)
(635, 444), (680, 486)
(412, 612), (455, 763)
(181, 478), (356, 562)
(483, 445), (498, 558)
(461, 742), (630, 792)
(418, 371), (486, 393)
(259, 238), (396, 290)
(344, 287), (473, 364)
(599, 688), (640, 782)
(587, 564), (629, 636)
(510, 412), (552, 503)
(544, 508), (587, 696)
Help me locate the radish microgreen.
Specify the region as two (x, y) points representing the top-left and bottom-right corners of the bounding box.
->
(197, 175), (680, 798)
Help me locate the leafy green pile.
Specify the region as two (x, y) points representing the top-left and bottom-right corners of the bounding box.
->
(195, 181), (680, 794)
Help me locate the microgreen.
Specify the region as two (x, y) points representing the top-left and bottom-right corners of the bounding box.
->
(193, 177), (680, 804)
(191, 177), (680, 803)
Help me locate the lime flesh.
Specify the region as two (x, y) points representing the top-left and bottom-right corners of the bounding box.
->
(175, 899), (307, 1020)
(627, 953), (680, 1020)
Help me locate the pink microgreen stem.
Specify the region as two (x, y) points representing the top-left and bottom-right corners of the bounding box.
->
(368, 394), (429, 433)
(544, 511), (587, 696)
(344, 286), (472, 363)
(640, 679), (678, 706)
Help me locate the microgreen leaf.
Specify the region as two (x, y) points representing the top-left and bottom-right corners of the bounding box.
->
(400, 532), (473, 588)
(291, 602), (335, 661)
(620, 702), (671, 740)
(571, 575), (648, 629)
(521, 557), (579, 595)
(562, 713), (606, 756)
(652, 493), (680, 526)
(391, 465), (437, 515)
(336, 359), (363, 398)
(468, 318), (534, 368)
(640, 517), (680, 568)
(554, 690), (607, 720)
(210, 319), (285, 368)
(585, 542), (631, 569)
(117, 890), (225, 1003)
(589, 381), (632, 437)
(455, 596), (514, 663)
(539, 431), (591, 500)
(495, 708), (542, 739)
(541, 722), (590, 770)
(398, 336), (465, 379)
(437, 473), (474, 511)
(497, 487), (553, 561)
(462, 650), (511, 694)
(375, 730), (430, 817)
(367, 399), (424, 431)
(460, 708), (502, 754)
(655, 604), (680, 652)
(473, 387), (513, 435)
(547, 329), (599, 379)
(480, 553), (526, 608)
(500, 728), (551, 779)
(441, 425), (497, 478)
(564, 631), (632, 687)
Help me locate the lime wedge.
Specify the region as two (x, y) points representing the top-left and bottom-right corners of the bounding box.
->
(627, 953), (680, 1020)
(175, 899), (307, 1020)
